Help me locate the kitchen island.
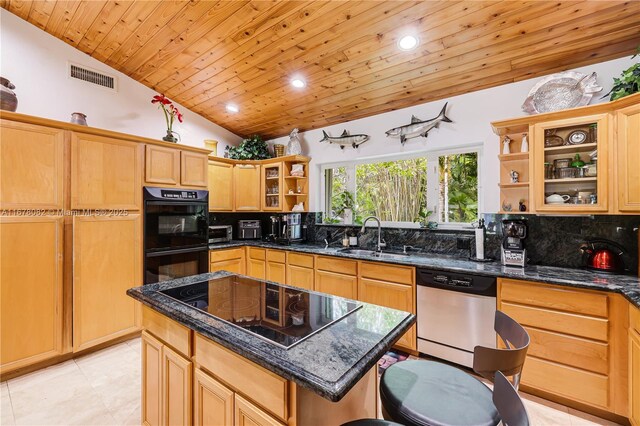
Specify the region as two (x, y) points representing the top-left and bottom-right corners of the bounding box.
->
(127, 271), (415, 426)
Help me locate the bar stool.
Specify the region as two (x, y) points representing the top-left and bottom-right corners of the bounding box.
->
(379, 310), (530, 426)
(343, 371), (529, 426)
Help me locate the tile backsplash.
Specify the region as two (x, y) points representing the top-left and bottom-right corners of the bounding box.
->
(210, 212), (640, 275)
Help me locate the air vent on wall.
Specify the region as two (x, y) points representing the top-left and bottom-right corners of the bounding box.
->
(68, 63), (117, 91)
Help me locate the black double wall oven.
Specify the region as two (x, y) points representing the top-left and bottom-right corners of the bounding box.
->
(143, 187), (209, 284)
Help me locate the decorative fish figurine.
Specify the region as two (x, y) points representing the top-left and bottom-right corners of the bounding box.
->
(385, 103), (452, 145)
(319, 130), (369, 149)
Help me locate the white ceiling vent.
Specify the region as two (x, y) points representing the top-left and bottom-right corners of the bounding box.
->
(68, 62), (117, 91)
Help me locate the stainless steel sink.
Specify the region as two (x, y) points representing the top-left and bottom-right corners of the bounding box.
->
(338, 249), (409, 259)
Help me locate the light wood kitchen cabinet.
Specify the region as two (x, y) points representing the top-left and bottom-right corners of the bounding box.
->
(145, 146), (208, 188)
(358, 261), (416, 351)
(630, 305), (640, 426)
(234, 394), (285, 426)
(315, 270), (358, 299)
(315, 256), (358, 299)
(233, 165), (261, 211)
(194, 368), (234, 426)
(145, 145), (180, 186)
(498, 278), (628, 416)
(73, 215), (141, 352)
(262, 162), (283, 211)
(162, 344), (192, 426)
(531, 113), (609, 213)
(71, 132), (142, 210)
(247, 248), (266, 280)
(181, 151), (208, 188)
(0, 217), (64, 375)
(266, 250), (286, 284)
(209, 160), (234, 211)
(142, 331), (163, 426)
(210, 248), (246, 274)
(142, 331), (192, 426)
(0, 120), (65, 209)
(615, 103), (640, 213)
(286, 253), (314, 290)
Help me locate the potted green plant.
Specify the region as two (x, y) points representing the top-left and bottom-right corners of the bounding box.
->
(603, 47), (640, 101)
(415, 206), (436, 229)
(225, 135), (270, 160)
(335, 191), (355, 224)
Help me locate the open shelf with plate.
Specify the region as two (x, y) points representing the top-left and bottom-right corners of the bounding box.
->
(532, 113), (608, 212)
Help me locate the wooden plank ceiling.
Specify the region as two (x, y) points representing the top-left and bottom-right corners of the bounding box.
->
(2, 1), (639, 139)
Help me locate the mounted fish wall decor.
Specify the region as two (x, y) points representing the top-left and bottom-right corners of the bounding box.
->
(319, 130), (369, 149)
(385, 102), (452, 145)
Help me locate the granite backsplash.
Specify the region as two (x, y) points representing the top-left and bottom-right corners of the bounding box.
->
(210, 212), (640, 275)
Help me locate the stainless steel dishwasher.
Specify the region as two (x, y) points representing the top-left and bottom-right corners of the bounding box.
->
(416, 268), (497, 368)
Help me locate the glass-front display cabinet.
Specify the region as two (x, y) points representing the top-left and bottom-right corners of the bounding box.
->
(262, 162), (282, 211)
(532, 113), (609, 212)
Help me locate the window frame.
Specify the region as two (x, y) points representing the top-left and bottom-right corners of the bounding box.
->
(320, 145), (483, 230)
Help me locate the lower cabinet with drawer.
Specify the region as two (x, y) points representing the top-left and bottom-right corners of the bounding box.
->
(498, 278), (629, 418)
(246, 247), (267, 279)
(210, 248), (246, 274)
(142, 331), (192, 426)
(315, 256), (358, 299)
(266, 250), (287, 284)
(358, 262), (416, 352)
(286, 252), (314, 290)
(142, 302), (378, 426)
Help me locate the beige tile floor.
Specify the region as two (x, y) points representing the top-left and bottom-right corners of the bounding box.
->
(0, 338), (622, 425)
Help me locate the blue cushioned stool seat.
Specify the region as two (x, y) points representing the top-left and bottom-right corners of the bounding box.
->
(380, 360), (500, 426)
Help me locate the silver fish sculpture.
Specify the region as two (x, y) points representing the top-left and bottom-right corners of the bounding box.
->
(385, 103), (452, 145)
(319, 130), (369, 149)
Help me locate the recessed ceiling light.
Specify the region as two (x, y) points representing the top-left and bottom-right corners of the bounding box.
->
(225, 103), (239, 113)
(290, 77), (306, 88)
(398, 35), (419, 51)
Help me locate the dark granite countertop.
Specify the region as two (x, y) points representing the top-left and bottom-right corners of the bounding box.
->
(127, 271), (415, 402)
(209, 241), (640, 309)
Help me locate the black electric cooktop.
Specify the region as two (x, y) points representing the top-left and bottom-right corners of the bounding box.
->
(160, 275), (362, 349)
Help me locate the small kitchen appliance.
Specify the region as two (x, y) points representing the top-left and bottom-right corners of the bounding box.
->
(268, 215), (283, 242)
(238, 220), (262, 240)
(501, 219), (528, 267)
(273, 213), (306, 245)
(580, 239), (626, 273)
(208, 225), (232, 244)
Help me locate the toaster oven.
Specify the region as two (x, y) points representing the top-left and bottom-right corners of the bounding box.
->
(208, 225), (232, 244)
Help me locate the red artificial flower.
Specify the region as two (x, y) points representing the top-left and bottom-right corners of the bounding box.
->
(151, 94), (171, 105)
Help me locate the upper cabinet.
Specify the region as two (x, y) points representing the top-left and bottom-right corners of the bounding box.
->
(234, 164), (261, 211)
(0, 120), (65, 209)
(71, 132), (143, 210)
(262, 162), (283, 211)
(615, 103), (640, 213)
(145, 145), (208, 189)
(180, 151), (208, 187)
(145, 145), (180, 186)
(493, 93), (640, 214)
(208, 160), (234, 211)
(208, 156), (310, 212)
(532, 113), (609, 213)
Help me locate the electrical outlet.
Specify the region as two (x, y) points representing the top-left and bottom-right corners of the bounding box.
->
(457, 237), (471, 250)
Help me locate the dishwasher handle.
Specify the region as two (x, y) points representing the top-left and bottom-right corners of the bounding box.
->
(416, 268), (497, 297)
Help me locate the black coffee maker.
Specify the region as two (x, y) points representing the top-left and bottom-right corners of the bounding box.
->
(501, 219), (528, 267)
(269, 214), (305, 245)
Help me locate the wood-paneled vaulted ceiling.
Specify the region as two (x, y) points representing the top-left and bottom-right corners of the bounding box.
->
(2, 1), (640, 139)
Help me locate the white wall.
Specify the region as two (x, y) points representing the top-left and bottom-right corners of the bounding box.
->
(0, 9), (242, 152)
(268, 56), (636, 213)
